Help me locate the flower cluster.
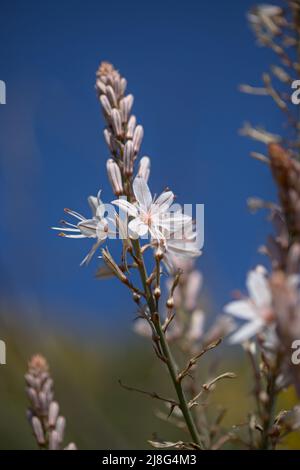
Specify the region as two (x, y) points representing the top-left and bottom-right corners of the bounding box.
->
(25, 355), (76, 450)
(53, 63), (200, 269)
(221, 0), (300, 450)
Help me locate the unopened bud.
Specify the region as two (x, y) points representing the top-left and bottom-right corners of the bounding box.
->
(154, 287), (161, 299)
(124, 141), (134, 176)
(100, 95), (112, 117)
(49, 430), (60, 450)
(132, 125), (144, 155)
(65, 442), (77, 450)
(111, 108), (123, 137)
(132, 292), (141, 303)
(106, 85), (118, 108)
(31, 416), (45, 445)
(126, 115), (136, 139)
(155, 246), (164, 260)
(138, 156), (151, 182)
(106, 159), (123, 195)
(120, 94), (134, 123)
(259, 390), (269, 404)
(49, 401), (59, 428)
(56, 416), (66, 444)
(166, 297), (174, 309)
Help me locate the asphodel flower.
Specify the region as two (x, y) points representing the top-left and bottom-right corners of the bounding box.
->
(52, 192), (110, 265)
(112, 176), (192, 242)
(224, 266), (274, 343)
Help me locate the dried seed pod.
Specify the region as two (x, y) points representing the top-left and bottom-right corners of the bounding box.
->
(120, 78), (127, 96)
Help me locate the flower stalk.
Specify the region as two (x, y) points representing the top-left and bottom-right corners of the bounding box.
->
(131, 238), (203, 448)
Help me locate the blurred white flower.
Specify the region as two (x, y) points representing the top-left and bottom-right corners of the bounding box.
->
(186, 310), (205, 342)
(52, 192), (110, 265)
(224, 266), (274, 344)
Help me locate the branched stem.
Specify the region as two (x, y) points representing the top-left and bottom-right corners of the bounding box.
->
(131, 239), (203, 448)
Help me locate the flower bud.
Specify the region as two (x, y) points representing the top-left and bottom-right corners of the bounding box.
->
(132, 292), (141, 303)
(100, 95), (112, 117)
(155, 246), (164, 260)
(111, 108), (122, 137)
(106, 159), (123, 196)
(31, 416), (45, 445)
(49, 401), (59, 428)
(154, 287), (161, 299)
(166, 297), (174, 309)
(106, 85), (118, 108)
(126, 115), (136, 139)
(138, 156), (151, 182)
(124, 141), (134, 176)
(120, 94), (134, 123)
(49, 430), (60, 450)
(133, 125), (144, 154)
(56, 416), (66, 443)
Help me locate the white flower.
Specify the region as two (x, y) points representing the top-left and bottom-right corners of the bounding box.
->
(52, 192), (110, 265)
(224, 266), (274, 344)
(165, 220), (201, 257)
(161, 221), (201, 272)
(112, 176), (190, 241)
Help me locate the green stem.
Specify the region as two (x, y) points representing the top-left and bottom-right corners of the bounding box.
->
(132, 239), (203, 448)
(260, 373), (277, 450)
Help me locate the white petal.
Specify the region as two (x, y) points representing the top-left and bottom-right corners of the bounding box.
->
(133, 176), (152, 212)
(112, 199), (138, 217)
(96, 220), (109, 241)
(229, 320), (264, 344)
(153, 191), (174, 213)
(246, 268), (271, 308)
(88, 196), (99, 216)
(166, 239), (201, 257)
(224, 300), (256, 320)
(158, 213), (191, 233)
(149, 224), (165, 241)
(80, 239), (102, 266)
(78, 219), (97, 238)
(129, 217), (148, 236)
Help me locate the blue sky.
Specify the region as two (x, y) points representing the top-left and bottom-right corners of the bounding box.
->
(0, 0), (283, 334)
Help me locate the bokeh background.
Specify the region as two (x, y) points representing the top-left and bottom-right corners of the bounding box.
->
(0, 0), (299, 449)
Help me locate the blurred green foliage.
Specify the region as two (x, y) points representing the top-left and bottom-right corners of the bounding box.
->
(0, 305), (299, 449)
